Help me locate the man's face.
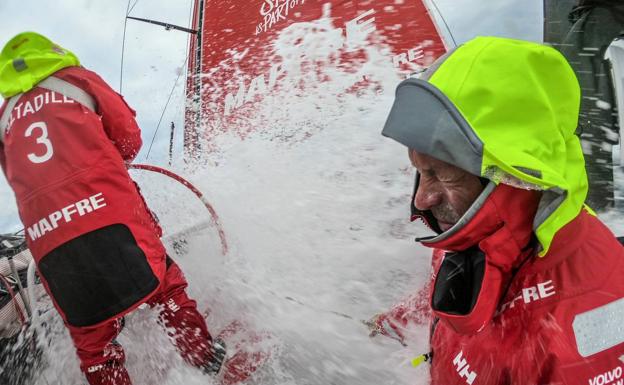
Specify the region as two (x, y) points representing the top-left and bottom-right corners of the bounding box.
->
(409, 149), (485, 232)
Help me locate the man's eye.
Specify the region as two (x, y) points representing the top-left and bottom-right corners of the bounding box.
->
(438, 175), (458, 183)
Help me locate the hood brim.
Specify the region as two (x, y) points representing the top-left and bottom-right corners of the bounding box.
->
(381, 78), (484, 177)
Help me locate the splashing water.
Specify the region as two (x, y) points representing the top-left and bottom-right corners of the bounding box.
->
(22, 10), (440, 385)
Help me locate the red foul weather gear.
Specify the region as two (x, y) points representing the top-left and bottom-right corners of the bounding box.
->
(390, 184), (624, 385)
(0, 65), (167, 326)
(0, 65), (223, 384)
(69, 259), (219, 384)
(430, 206), (624, 384)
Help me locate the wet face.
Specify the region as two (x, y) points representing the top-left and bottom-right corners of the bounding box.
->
(409, 149), (485, 232)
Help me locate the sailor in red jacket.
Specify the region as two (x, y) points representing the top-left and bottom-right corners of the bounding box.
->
(373, 37), (624, 384)
(0, 32), (225, 384)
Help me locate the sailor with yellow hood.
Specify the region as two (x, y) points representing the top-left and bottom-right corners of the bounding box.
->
(374, 36), (624, 385)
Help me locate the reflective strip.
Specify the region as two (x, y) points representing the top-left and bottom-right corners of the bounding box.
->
(12, 58), (27, 72)
(532, 187), (567, 242)
(573, 298), (624, 357)
(0, 76), (97, 142)
(0, 94), (23, 141)
(38, 76), (97, 112)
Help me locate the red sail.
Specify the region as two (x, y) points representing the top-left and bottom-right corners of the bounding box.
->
(185, 0), (448, 155)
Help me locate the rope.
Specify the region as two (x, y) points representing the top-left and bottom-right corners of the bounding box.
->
(7, 256), (31, 317)
(276, 292), (409, 347)
(0, 274), (26, 326)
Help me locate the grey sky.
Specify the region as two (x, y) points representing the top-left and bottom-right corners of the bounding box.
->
(0, 0), (543, 232)
(434, 0), (543, 45)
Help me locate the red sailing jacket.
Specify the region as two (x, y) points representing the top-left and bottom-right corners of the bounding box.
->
(382, 185), (624, 385)
(0, 66), (166, 322)
(429, 186), (624, 385)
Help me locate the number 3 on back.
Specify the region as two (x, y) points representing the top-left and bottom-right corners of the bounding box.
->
(25, 121), (53, 164)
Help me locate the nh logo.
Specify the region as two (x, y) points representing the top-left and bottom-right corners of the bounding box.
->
(453, 350), (477, 385)
(166, 298), (180, 313)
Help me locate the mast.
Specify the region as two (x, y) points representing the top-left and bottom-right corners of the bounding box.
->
(184, 0), (204, 159)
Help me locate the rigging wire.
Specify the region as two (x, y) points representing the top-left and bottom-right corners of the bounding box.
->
(119, 0), (194, 160)
(145, 0), (195, 161)
(429, 0), (458, 48)
(119, 0), (131, 92)
(128, 0), (139, 14)
(119, 0), (140, 92)
(145, 53), (190, 160)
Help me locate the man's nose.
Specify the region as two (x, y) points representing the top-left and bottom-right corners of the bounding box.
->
(414, 182), (442, 211)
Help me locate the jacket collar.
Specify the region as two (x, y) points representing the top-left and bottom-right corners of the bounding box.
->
(417, 183), (541, 259)
(416, 184), (543, 334)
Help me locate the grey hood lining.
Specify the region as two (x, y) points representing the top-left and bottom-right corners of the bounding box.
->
(382, 78), (484, 177)
(420, 181), (497, 244)
(416, 182), (567, 251)
(534, 187), (567, 233)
